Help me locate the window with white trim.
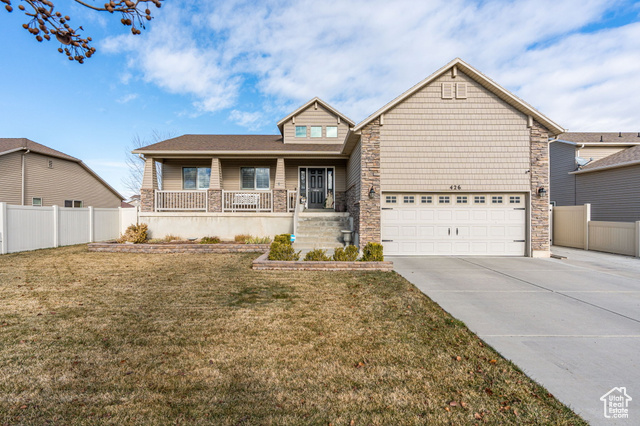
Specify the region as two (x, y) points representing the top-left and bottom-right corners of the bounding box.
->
(326, 126), (338, 138)
(295, 126), (307, 137)
(183, 167), (211, 190)
(474, 196), (485, 204)
(492, 196), (503, 204)
(421, 195), (432, 204)
(403, 195), (415, 204)
(439, 196), (450, 204)
(64, 200), (83, 208)
(385, 195), (397, 204)
(32, 197), (42, 206)
(241, 167), (270, 190)
(456, 196), (468, 204)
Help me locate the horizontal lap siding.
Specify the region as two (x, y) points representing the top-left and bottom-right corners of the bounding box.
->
(578, 146), (626, 162)
(221, 159), (277, 191)
(380, 72), (530, 192)
(162, 159), (211, 191)
(23, 152), (120, 208)
(347, 141), (361, 193)
(549, 142), (576, 206)
(283, 104), (349, 144)
(0, 152), (23, 205)
(576, 165), (640, 222)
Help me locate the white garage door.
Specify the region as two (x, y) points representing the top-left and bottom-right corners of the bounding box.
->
(381, 193), (526, 256)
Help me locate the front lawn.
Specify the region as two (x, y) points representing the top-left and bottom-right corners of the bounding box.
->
(0, 246), (584, 424)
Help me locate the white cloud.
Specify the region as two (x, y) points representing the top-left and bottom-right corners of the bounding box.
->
(116, 93), (139, 104)
(102, 0), (640, 130)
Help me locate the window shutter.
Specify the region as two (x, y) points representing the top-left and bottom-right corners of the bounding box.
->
(456, 83), (467, 99)
(441, 83), (453, 99)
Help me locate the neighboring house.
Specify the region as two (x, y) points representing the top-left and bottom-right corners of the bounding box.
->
(550, 133), (640, 221)
(134, 58), (564, 257)
(0, 138), (123, 208)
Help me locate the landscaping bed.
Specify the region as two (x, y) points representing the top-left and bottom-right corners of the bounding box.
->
(252, 252), (393, 271)
(88, 241), (269, 254)
(0, 245), (585, 424)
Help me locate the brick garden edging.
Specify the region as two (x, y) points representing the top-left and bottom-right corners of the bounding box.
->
(251, 252), (393, 271)
(88, 242), (270, 254)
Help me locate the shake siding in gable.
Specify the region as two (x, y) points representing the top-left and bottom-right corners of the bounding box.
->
(379, 72), (530, 192)
(576, 165), (640, 222)
(283, 103), (349, 144)
(0, 151), (23, 205)
(549, 142), (576, 206)
(23, 152), (120, 208)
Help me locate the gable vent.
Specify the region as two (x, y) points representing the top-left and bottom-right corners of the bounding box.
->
(441, 83), (453, 99)
(456, 83), (467, 99)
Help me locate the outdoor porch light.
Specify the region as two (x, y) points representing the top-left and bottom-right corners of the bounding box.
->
(368, 186), (375, 198)
(537, 186), (547, 196)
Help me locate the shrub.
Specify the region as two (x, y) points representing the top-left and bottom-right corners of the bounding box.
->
(360, 242), (384, 262)
(234, 234), (252, 244)
(117, 223), (148, 244)
(304, 249), (330, 261)
(268, 241), (300, 261)
(164, 234), (181, 242)
(199, 236), (221, 244)
(274, 234), (292, 245)
(333, 245), (359, 261)
(246, 236), (272, 244)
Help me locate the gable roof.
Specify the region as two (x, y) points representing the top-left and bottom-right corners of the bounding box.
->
(276, 97), (355, 133)
(133, 134), (344, 155)
(572, 144), (640, 174)
(0, 138), (80, 162)
(353, 58), (565, 135)
(557, 132), (640, 146)
(0, 138), (124, 200)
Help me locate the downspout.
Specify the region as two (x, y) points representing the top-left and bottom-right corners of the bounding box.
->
(21, 149), (30, 205)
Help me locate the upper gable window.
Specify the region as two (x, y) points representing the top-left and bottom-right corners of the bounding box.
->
(310, 126), (322, 138)
(326, 126), (338, 138)
(295, 126), (307, 138)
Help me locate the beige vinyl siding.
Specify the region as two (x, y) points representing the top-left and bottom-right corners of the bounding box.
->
(379, 71), (531, 192)
(162, 159), (211, 191)
(578, 146), (626, 162)
(549, 142), (576, 206)
(0, 151), (23, 205)
(220, 159), (277, 191)
(283, 103), (349, 144)
(22, 152), (120, 208)
(575, 164), (640, 222)
(284, 159), (347, 191)
(347, 140), (361, 194)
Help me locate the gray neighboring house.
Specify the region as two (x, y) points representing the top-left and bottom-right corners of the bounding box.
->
(550, 133), (640, 221)
(0, 138), (123, 208)
(135, 58), (564, 257)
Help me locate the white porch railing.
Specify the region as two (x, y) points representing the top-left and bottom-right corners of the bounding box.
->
(287, 190), (297, 212)
(155, 190), (208, 212)
(222, 190), (272, 212)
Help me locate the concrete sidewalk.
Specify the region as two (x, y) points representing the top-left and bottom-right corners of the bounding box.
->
(391, 249), (640, 425)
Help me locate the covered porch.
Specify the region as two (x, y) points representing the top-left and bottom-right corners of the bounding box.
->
(140, 156), (348, 213)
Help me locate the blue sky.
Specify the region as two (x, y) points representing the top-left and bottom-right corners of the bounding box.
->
(1, 0), (639, 197)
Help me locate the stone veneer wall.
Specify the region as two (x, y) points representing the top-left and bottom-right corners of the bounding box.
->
(345, 185), (359, 239)
(334, 191), (346, 212)
(140, 188), (154, 212)
(357, 119), (381, 247)
(530, 121), (550, 256)
(273, 189), (287, 213)
(207, 189), (222, 212)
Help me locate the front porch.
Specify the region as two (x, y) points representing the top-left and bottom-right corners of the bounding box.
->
(153, 189), (297, 213)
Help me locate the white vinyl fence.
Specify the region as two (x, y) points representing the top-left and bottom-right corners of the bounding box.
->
(0, 202), (136, 254)
(552, 204), (640, 257)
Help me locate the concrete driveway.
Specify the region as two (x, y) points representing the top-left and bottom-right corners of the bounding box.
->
(391, 247), (640, 425)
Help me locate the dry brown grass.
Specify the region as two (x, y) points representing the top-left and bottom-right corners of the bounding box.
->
(0, 245), (585, 425)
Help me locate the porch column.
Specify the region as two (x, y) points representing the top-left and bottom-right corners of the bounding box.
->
(358, 119), (381, 247)
(140, 157), (157, 212)
(207, 157), (222, 212)
(273, 157), (287, 212)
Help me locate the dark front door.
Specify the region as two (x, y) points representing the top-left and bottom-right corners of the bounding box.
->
(308, 168), (325, 209)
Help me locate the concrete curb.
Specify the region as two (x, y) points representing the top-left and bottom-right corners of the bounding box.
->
(251, 252), (393, 271)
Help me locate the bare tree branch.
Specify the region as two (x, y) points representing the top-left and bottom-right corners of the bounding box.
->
(2, 0), (163, 63)
(122, 130), (173, 196)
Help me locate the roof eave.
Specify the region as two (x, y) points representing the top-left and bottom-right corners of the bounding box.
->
(276, 97), (356, 133)
(570, 160), (640, 175)
(133, 149), (347, 156)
